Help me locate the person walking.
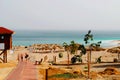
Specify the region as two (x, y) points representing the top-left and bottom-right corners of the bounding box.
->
(25, 53), (29, 62)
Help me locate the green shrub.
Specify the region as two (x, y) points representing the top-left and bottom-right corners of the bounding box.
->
(59, 53), (63, 58)
(49, 73), (80, 78)
(84, 66), (88, 69)
(71, 55), (82, 64)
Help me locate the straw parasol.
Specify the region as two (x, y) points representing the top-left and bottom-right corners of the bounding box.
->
(107, 46), (120, 61)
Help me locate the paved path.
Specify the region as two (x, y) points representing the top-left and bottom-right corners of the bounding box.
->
(5, 61), (37, 80)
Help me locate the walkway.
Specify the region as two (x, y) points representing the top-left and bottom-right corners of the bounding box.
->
(5, 61), (37, 80)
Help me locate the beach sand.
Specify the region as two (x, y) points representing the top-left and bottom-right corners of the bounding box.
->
(0, 46), (120, 80)
(0, 61), (17, 80)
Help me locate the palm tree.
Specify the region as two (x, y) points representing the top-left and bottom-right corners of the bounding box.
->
(84, 30), (93, 44)
(84, 30), (93, 79)
(84, 30), (101, 79)
(79, 44), (86, 56)
(70, 40), (79, 54)
(63, 41), (79, 65)
(63, 42), (70, 65)
(90, 41), (102, 62)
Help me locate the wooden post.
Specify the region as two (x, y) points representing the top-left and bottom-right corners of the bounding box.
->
(67, 50), (70, 66)
(118, 52), (120, 61)
(53, 56), (56, 64)
(90, 51), (91, 63)
(88, 46), (91, 79)
(5, 50), (7, 63)
(3, 50), (7, 63)
(55, 56), (56, 63)
(10, 35), (12, 49)
(45, 69), (48, 80)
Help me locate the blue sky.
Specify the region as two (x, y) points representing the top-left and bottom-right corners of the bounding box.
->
(0, 0), (120, 31)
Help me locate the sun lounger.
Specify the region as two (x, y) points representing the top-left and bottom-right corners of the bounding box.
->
(35, 58), (43, 65)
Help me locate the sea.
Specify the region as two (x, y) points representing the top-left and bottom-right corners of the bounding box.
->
(12, 30), (120, 48)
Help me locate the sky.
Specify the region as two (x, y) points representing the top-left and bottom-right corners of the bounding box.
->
(0, 0), (120, 31)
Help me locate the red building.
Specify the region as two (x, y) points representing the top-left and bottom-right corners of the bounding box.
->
(0, 27), (14, 62)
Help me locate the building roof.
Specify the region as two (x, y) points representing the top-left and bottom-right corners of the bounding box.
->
(0, 27), (14, 34)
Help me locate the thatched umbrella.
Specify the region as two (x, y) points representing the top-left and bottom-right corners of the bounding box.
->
(107, 47), (120, 53)
(86, 46), (105, 51)
(107, 46), (120, 61)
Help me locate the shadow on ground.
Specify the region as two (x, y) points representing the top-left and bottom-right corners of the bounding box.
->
(92, 63), (120, 68)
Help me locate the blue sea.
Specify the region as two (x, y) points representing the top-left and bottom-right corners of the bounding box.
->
(12, 30), (120, 48)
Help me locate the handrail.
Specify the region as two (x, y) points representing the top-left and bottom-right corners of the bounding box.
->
(0, 50), (6, 55)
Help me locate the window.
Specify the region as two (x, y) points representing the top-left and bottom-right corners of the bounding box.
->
(0, 43), (4, 50)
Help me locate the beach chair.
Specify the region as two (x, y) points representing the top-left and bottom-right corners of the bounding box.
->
(95, 56), (102, 63)
(35, 58), (43, 65)
(44, 55), (48, 62)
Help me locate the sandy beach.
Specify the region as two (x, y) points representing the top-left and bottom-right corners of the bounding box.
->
(0, 44), (120, 80)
